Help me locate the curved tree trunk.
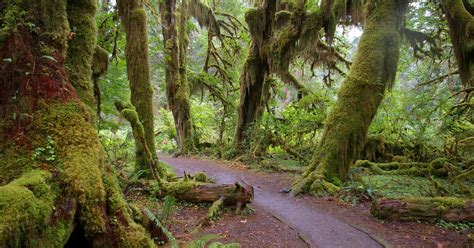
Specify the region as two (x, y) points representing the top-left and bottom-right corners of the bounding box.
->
(118, 0), (160, 175)
(291, 0), (408, 196)
(0, 1), (155, 246)
(235, 0), (277, 152)
(160, 0), (194, 155)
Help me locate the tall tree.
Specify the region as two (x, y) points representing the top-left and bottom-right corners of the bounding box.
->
(235, 0), (278, 151)
(0, 0), (155, 245)
(160, 0), (195, 154)
(442, 0), (473, 98)
(291, 0), (409, 196)
(118, 0), (161, 175)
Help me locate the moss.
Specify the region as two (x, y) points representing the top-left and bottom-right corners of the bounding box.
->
(65, 0), (98, 111)
(163, 180), (202, 195)
(207, 197), (224, 221)
(159, 0), (195, 154)
(118, 0), (158, 162)
(115, 100), (166, 179)
(0, 170), (68, 247)
(92, 45), (109, 78)
(193, 171), (210, 182)
(292, 0), (407, 196)
(31, 102), (107, 236)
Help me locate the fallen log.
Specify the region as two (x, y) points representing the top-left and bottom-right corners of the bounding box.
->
(371, 197), (474, 222)
(163, 181), (254, 208)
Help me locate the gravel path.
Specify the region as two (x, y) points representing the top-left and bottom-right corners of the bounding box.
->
(161, 156), (383, 248)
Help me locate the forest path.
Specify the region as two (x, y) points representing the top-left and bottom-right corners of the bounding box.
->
(161, 155), (383, 248)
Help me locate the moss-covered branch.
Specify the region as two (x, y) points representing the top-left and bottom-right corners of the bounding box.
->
(115, 101), (166, 179)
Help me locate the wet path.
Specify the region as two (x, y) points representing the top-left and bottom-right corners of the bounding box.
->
(161, 156), (383, 248)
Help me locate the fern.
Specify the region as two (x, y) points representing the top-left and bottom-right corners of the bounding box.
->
(159, 195), (176, 225)
(185, 234), (241, 248)
(144, 208), (178, 248)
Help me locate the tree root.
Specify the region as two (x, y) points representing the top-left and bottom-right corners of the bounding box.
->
(290, 171), (340, 197)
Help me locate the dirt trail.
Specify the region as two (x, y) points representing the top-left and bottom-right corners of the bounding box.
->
(162, 156), (383, 248)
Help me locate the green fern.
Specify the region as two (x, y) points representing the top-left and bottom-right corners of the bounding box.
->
(144, 208), (178, 248)
(185, 234), (241, 248)
(159, 195), (176, 225)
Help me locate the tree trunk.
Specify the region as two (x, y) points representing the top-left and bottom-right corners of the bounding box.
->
(371, 197), (474, 222)
(0, 1), (155, 246)
(115, 101), (166, 179)
(65, 0), (97, 113)
(442, 0), (474, 89)
(160, 0), (194, 155)
(291, 0), (408, 196)
(118, 0), (160, 174)
(235, 0), (277, 151)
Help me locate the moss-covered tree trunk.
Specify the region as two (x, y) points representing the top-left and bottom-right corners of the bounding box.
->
(160, 0), (194, 154)
(65, 0), (97, 113)
(0, 1), (155, 246)
(235, 0), (277, 151)
(118, 0), (160, 173)
(442, 0), (474, 90)
(291, 0), (408, 196)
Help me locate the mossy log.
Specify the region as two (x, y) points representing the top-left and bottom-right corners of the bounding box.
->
(163, 181), (254, 207)
(371, 197), (474, 222)
(355, 160), (449, 177)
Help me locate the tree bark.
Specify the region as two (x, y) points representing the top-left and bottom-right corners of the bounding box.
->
(235, 0), (277, 151)
(291, 0), (409, 196)
(65, 0), (98, 112)
(118, 0), (160, 174)
(0, 1), (155, 246)
(166, 182), (254, 206)
(371, 197), (474, 222)
(160, 0), (195, 154)
(442, 0), (474, 90)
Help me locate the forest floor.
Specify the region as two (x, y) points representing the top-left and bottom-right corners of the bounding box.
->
(134, 155), (471, 247)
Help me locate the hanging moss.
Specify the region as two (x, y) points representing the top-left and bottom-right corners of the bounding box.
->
(291, 0), (408, 196)
(65, 0), (98, 112)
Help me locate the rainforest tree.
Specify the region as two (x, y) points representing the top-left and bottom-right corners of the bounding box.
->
(0, 0), (157, 245)
(118, 0), (162, 175)
(291, 0), (410, 196)
(160, 0), (195, 154)
(235, 0), (277, 151)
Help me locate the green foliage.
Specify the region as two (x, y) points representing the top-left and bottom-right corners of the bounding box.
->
(435, 219), (474, 231)
(158, 195), (176, 225)
(186, 234), (241, 248)
(31, 135), (57, 162)
(144, 208), (178, 247)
